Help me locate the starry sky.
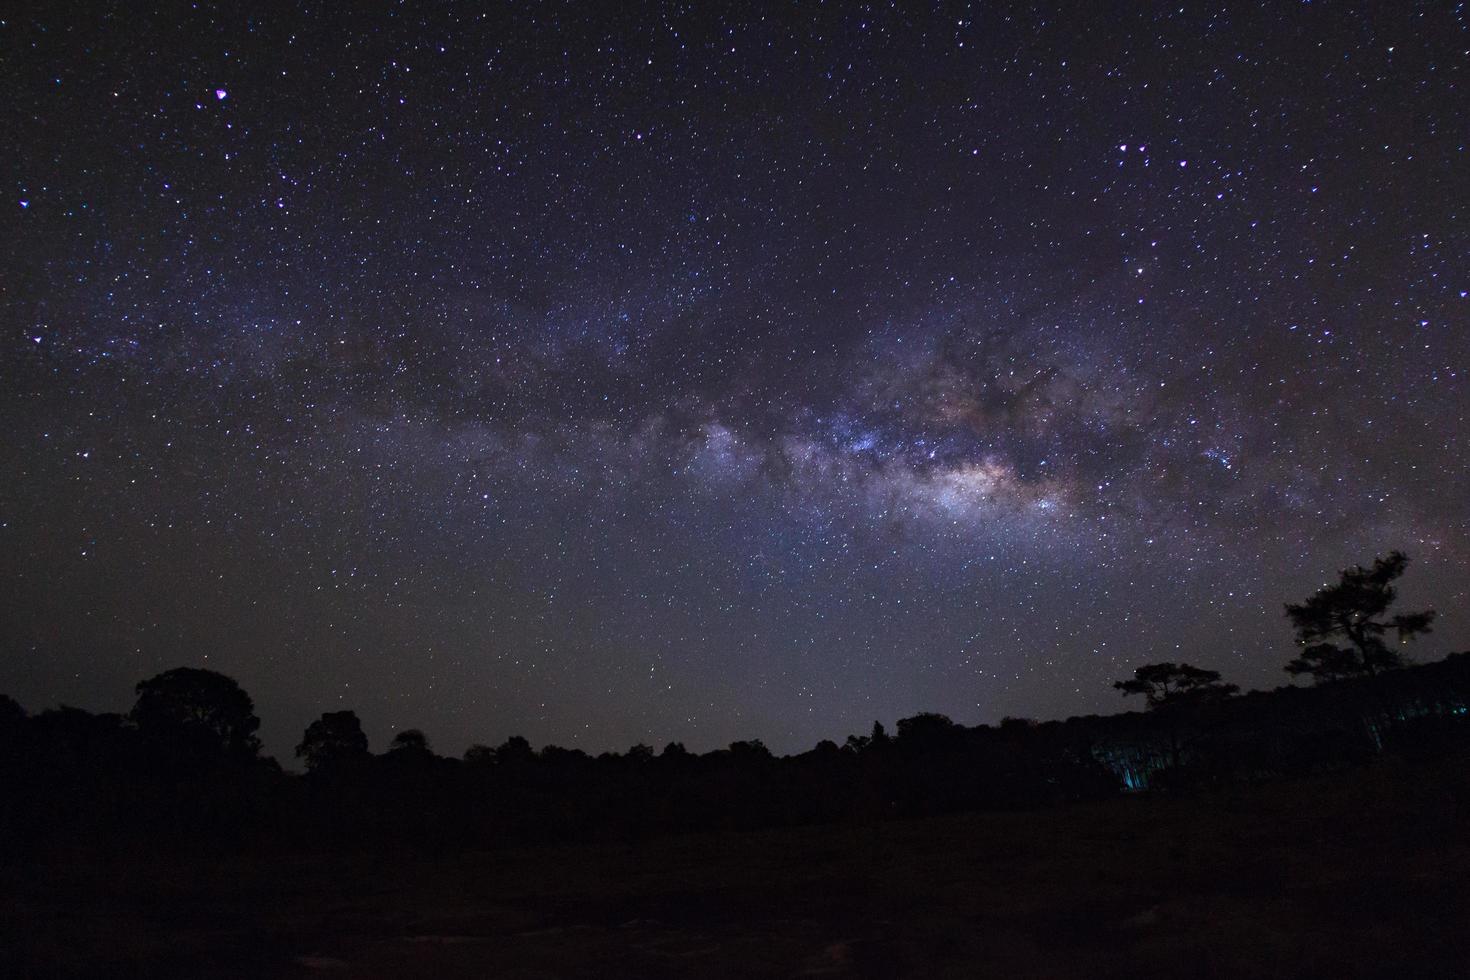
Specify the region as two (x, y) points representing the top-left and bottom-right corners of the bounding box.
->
(3, 2), (1468, 760)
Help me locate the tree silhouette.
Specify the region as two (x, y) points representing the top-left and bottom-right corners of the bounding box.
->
(811, 738), (840, 757)
(0, 693), (25, 730)
(843, 720), (891, 754)
(1114, 663), (1239, 779)
(728, 738), (772, 759)
(387, 729), (433, 757)
(494, 735), (536, 765)
(130, 667), (261, 759)
(1285, 551), (1436, 682)
(463, 743), (496, 767)
(1113, 663), (1239, 710)
(896, 712), (961, 748)
(296, 710), (370, 773)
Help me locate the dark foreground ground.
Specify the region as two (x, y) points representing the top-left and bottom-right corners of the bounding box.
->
(4, 753), (1469, 979)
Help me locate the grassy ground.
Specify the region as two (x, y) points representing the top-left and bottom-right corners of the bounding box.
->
(4, 754), (1468, 978)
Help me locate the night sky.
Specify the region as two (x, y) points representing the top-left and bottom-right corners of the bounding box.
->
(3, 3), (1467, 760)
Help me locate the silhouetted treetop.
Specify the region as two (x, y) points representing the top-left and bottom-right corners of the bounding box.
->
(728, 738), (772, 759)
(495, 735), (536, 765)
(540, 745), (590, 766)
(296, 710), (370, 773)
(843, 721), (891, 754)
(463, 743), (496, 767)
(130, 667), (261, 758)
(896, 712), (961, 747)
(388, 729), (433, 757)
(0, 693), (25, 729)
(1286, 551), (1435, 682)
(31, 705), (129, 755)
(1113, 662), (1239, 710)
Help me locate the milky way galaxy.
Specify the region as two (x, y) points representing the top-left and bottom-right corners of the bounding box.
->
(3, 3), (1467, 757)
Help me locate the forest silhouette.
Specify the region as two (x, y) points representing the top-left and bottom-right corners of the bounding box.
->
(2, 551), (1466, 857)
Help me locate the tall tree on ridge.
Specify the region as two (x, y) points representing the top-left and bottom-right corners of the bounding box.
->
(1285, 551), (1435, 683)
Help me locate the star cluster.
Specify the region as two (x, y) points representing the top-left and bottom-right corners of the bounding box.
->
(3, 3), (1467, 757)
